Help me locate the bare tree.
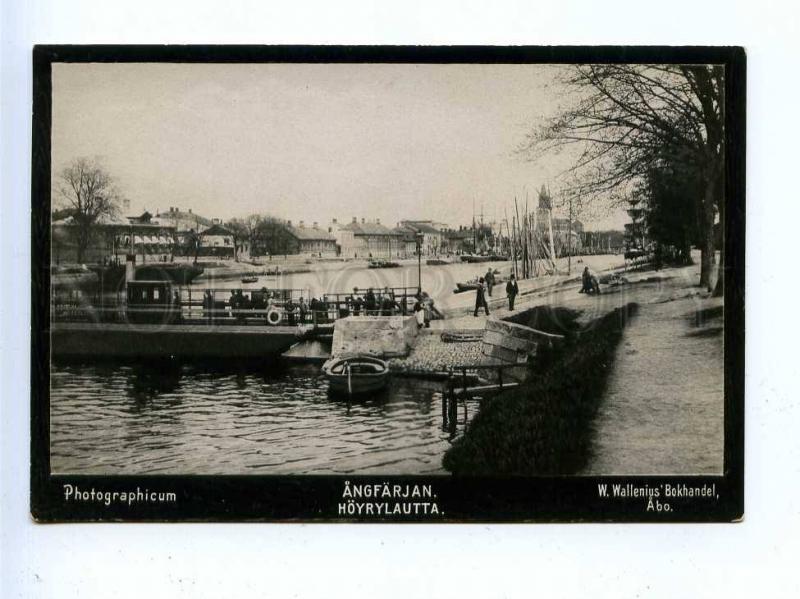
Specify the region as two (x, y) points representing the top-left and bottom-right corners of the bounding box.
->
(521, 64), (724, 292)
(56, 157), (123, 263)
(226, 214), (263, 262)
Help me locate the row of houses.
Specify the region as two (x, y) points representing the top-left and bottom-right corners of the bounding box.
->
(325, 218), (448, 259)
(52, 208), (242, 265)
(53, 201), (588, 266)
(246, 218), (452, 259)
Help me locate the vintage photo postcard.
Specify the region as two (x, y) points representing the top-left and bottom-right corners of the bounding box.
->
(30, 46), (745, 522)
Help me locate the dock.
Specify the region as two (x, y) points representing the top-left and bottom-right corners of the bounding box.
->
(51, 322), (304, 359)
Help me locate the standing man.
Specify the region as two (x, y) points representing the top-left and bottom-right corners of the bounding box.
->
(285, 297), (297, 326)
(506, 274), (519, 311)
(298, 296), (308, 324)
(365, 288), (376, 315)
(485, 268), (495, 296)
(473, 277), (490, 317)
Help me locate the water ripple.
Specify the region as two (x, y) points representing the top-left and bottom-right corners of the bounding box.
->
(51, 362), (477, 475)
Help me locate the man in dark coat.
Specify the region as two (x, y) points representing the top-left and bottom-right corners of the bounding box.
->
(365, 288), (377, 315)
(298, 297), (308, 324)
(485, 268), (495, 296)
(285, 297), (296, 326)
(581, 267), (601, 295)
(506, 274), (519, 310)
(474, 277), (490, 317)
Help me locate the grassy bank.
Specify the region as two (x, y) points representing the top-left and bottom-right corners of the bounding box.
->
(442, 302), (639, 475)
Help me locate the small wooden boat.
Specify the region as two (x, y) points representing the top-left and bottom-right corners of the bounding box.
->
(368, 260), (401, 269)
(454, 282), (480, 293)
(322, 355), (389, 395)
(460, 254), (509, 263)
(454, 271), (506, 294)
(241, 275), (259, 283)
(426, 258), (450, 266)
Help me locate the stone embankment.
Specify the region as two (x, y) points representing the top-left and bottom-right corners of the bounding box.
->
(387, 330), (485, 377)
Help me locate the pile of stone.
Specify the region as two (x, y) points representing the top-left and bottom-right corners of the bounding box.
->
(389, 334), (484, 376)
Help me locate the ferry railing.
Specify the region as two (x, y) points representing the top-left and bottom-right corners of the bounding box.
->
(50, 285), (424, 326)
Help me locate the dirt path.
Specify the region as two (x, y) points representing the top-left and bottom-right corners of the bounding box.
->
(581, 276), (724, 475)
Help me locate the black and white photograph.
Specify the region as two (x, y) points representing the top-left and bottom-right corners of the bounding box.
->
(30, 46), (744, 522)
(8, 0), (800, 594)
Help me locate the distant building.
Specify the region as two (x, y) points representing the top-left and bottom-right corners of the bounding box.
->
(399, 221), (444, 256)
(583, 230), (625, 254)
(328, 218), (356, 258)
(286, 222), (338, 257)
(443, 227), (475, 254)
(155, 207), (213, 246)
(52, 211), (176, 265)
(392, 225), (421, 257)
(535, 191), (584, 257)
(198, 223), (236, 258)
(341, 217), (403, 259)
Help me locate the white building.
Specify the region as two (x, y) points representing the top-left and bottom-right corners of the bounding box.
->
(328, 218), (356, 258)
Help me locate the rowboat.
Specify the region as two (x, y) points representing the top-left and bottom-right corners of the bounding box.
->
(460, 254), (508, 263)
(367, 260), (401, 269)
(453, 270), (505, 293)
(322, 355), (389, 395)
(241, 276), (259, 283)
(454, 282), (480, 293)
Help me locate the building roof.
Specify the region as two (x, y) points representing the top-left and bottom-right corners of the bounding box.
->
(392, 226), (418, 242)
(287, 225), (337, 242)
(202, 224), (235, 237)
(406, 222), (440, 235)
(445, 229), (473, 240)
(341, 222), (398, 236)
(52, 214), (172, 229)
(155, 209), (213, 228)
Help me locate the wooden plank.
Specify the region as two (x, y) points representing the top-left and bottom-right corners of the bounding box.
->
(481, 344), (528, 364)
(453, 382), (520, 398)
(485, 318), (564, 342)
(482, 329), (537, 352)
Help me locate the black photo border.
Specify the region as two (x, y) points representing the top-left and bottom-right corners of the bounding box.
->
(31, 45), (745, 523)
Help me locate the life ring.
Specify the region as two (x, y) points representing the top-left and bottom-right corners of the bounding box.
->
(266, 307), (282, 325)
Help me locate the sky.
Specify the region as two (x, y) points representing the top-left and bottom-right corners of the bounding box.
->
(51, 62), (628, 231)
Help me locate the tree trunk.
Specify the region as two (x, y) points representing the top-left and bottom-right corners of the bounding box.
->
(712, 242), (724, 297)
(712, 186), (725, 297)
(699, 178), (717, 290)
(76, 227), (89, 264)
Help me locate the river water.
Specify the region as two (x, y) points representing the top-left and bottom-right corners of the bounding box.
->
(50, 259), (508, 475)
(50, 361), (481, 475)
(50, 255), (628, 476)
(194, 258), (514, 310)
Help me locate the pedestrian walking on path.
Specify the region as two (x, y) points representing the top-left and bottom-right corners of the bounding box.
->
(485, 268), (495, 296)
(506, 274), (519, 310)
(474, 277), (490, 317)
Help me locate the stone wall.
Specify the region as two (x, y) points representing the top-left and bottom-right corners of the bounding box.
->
(331, 315), (419, 358)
